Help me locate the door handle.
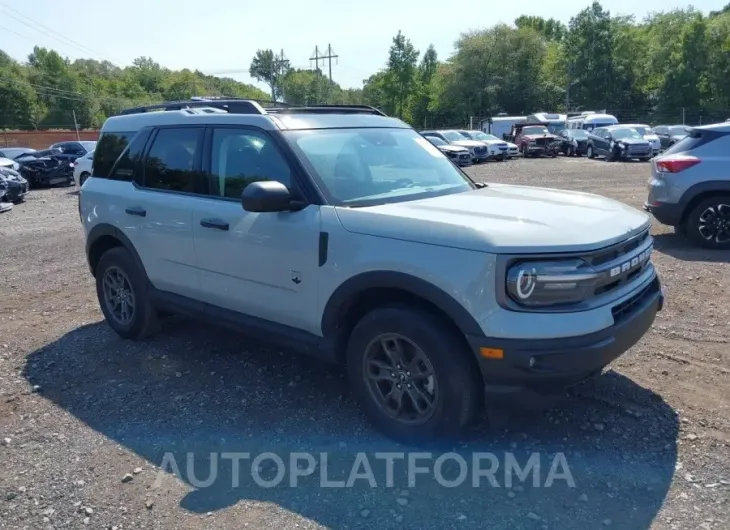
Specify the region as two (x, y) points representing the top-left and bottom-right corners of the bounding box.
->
(200, 218), (229, 231)
(125, 206), (146, 217)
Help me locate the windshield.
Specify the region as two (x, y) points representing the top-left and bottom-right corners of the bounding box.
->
(670, 126), (689, 136)
(546, 123), (565, 134)
(522, 126), (549, 135)
(287, 128), (475, 206)
(467, 131), (499, 142)
(81, 141), (97, 151)
(568, 130), (588, 139)
(611, 128), (643, 140)
(425, 136), (447, 146)
(442, 131), (467, 142)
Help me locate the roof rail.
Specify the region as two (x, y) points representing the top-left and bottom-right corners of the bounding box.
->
(118, 99), (269, 116)
(266, 104), (386, 116)
(118, 99), (387, 117)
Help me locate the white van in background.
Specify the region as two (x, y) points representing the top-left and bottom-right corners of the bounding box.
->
(482, 116), (526, 140)
(567, 111), (618, 131)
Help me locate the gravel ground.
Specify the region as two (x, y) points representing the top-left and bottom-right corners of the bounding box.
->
(0, 157), (728, 530)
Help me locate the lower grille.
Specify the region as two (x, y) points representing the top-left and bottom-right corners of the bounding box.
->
(611, 278), (659, 324)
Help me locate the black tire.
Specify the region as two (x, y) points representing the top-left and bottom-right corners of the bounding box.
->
(683, 195), (730, 250)
(586, 145), (595, 159)
(80, 172), (90, 186)
(346, 305), (482, 442)
(521, 144), (529, 158)
(95, 247), (160, 339)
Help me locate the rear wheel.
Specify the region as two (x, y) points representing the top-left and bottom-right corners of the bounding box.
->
(80, 172), (90, 186)
(684, 196), (730, 250)
(346, 306), (481, 442)
(95, 247), (160, 339)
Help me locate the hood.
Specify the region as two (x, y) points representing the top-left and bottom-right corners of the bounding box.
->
(334, 184), (651, 254)
(616, 138), (649, 145)
(671, 134), (686, 141)
(479, 139), (508, 146)
(440, 145), (468, 153)
(449, 140), (485, 149)
(523, 133), (559, 140)
(0, 157), (14, 168)
(644, 134), (660, 141)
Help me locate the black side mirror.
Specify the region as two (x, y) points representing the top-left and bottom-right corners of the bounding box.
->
(241, 181), (299, 213)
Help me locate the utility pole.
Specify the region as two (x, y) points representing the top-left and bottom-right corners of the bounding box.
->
(276, 49), (290, 102)
(310, 44), (338, 103)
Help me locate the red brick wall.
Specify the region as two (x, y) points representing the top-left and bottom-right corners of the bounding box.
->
(1, 130), (100, 151)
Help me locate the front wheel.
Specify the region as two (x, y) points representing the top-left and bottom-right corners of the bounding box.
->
(586, 145), (595, 159)
(684, 196), (730, 250)
(346, 306), (481, 442)
(79, 172), (90, 186)
(522, 144), (529, 158)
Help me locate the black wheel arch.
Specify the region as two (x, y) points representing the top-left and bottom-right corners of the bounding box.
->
(679, 181), (730, 225)
(321, 271), (484, 363)
(86, 223), (146, 278)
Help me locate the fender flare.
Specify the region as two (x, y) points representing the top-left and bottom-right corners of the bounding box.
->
(679, 180), (730, 216)
(320, 271), (485, 339)
(85, 223), (145, 277)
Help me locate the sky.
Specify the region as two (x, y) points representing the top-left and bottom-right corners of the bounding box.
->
(1, 0), (727, 91)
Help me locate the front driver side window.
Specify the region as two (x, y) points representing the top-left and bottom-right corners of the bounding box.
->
(209, 128), (292, 199)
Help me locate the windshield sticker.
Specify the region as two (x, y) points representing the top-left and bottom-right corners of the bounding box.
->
(414, 137), (443, 157)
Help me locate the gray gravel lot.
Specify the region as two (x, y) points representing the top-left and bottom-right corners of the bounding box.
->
(0, 157), (728, 529)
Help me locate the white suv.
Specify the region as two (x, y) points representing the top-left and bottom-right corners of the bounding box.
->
(80, 99), (664, 441)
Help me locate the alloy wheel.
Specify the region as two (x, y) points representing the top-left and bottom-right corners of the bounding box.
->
(362, 333), (438, 425)
(102, 266), (136, 325)
(697, 204), (730, 245)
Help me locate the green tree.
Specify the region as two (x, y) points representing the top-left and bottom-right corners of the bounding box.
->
(383, 31), (419, 120)
(249, 49), (289, 101)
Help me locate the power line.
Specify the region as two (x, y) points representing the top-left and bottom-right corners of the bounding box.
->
(0, 2), (118, 64)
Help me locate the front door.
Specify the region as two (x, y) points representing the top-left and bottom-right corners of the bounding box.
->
(191, 126), (321, 335)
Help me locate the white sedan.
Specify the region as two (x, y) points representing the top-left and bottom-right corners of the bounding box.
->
(73, 150), (94, 187)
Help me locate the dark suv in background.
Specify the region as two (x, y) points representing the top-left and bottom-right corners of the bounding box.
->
(586, 126), (653, 161)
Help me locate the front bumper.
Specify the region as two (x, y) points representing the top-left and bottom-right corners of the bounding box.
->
(467, 276), (663, 393)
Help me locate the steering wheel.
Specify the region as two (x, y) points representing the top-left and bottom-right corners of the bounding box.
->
(394, 178), (415, 188)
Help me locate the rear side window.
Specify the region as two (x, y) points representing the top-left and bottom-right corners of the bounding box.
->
(109, 130), (152, 181)
(142, 127), (203, 193)
(93, 131), (136, 178)
(662, 129), (727, 156)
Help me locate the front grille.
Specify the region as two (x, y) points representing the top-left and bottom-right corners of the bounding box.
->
(474, 146), (487, 155)
(588, 230), (650, 267)
(535, 138), (549, 146)
(582, 229), (654, 297)
(458, 153), (471, 161)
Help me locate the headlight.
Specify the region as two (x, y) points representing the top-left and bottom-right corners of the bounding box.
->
(12, 162), (19, 170)
(506, 259), (597, 307)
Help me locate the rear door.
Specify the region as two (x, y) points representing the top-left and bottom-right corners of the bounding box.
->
(128, 126), (207, 300)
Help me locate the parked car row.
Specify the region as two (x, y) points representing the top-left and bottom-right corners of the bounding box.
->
(419, 129), (520, 166)
(0, 140), (96, 213)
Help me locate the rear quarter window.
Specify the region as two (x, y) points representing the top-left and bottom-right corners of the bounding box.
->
(662, 129), (728, 156)
(93, 131), (136, 179)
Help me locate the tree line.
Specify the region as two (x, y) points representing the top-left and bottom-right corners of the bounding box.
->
(1, 1), (729, 131)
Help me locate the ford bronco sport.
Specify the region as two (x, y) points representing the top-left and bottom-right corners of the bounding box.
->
(80, 99), (664, 442)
